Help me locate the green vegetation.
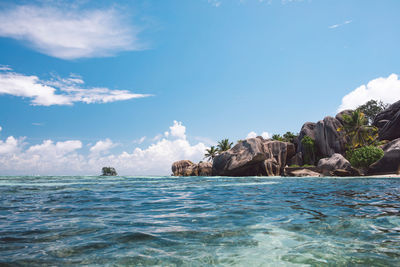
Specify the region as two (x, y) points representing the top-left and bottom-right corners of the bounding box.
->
(204, 139), (234, 162)
(356, 99), (388, 125)
(348, 146), (384, 169)
(101, 167), (117, 176)
(288, 164), (315, 168)
(204, 146), (218, 162)
(301, 136), (316, 165)
(272, 132), (298, 143)
(337, 110), (378, 149)
(272, 134), (284, 141)
(283, 132), (298, 143)
(217, 139), (233, 152)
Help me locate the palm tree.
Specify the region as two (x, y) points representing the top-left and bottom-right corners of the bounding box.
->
(204, 146), (218, 162)
(337, 110), (378, 149)
(217, 139), (233, 152)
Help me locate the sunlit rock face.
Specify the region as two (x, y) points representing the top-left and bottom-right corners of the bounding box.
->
(212, 137), (295, 176)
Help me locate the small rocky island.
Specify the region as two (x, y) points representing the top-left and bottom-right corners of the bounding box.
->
(172, 99), (400, 177)
(101, 167), (118, 176)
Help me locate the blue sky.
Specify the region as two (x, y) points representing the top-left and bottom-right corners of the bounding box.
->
(0, 0), (400, 175)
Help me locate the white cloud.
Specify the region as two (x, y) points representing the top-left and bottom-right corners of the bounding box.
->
(329, 20), (352, 29)
(0, 125), (2, 132)
(89, 139), (116, 155)
(338, 74), (400, 111)
(261, 132), (270, 139)
(0, 136), (20, 154)
(0, 121), (208, 175)
(0, 68), (150, 106)
(0, 4), (143, 60)
(169, 120), (186, 139)
(246, 131), (257, 139)
(246, 131), (270, 139)
(0, 65), (11, 71)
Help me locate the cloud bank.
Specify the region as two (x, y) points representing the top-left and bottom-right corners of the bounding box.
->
(0, 4), (142, 59)
(338, 74), (400, 111)
(0, 68), (150, 106)
(246, 131), (270, 139)
(0, 121), (208, 176)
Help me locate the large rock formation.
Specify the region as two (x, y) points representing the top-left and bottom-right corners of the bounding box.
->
(171, 160), (212, 176)
(212, 137), (295, 176)
(317, 153), (358, 176)
(368, 138), (400, 175)
(373, 100), (400, 141)
(298, 115), (347, 161)
(314, 117), (347, 158)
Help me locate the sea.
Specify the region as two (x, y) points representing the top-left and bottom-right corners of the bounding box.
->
(0, 176), (399, 266)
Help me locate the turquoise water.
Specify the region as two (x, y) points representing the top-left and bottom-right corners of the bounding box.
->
(1, 176), (400, 266)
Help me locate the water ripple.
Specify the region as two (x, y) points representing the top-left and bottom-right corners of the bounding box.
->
(0, 176), (399, 265)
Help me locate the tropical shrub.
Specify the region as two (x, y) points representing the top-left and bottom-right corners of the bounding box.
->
(348, 146), (384, 169)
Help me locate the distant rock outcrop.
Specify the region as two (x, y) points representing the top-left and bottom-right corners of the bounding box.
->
(368, 138), (400, 175)
(373, 100), (400, 141)
(171, 160), (212, 176)
(212, 137), (295, 176)
(101, 167), (117, 176)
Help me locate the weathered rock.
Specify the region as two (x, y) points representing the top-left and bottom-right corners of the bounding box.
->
(101, 167), (117, 176)
(368, 138), (400, 175)
(172, 160), (198, 176)
(332, 168), (361, 177)
(288, 152), (303, 166)
(298, 116), (347, 162)
(198, 162), (212, 176)
(314, 117), (347, 158)
(317, 153), (353, 176)
(335, 109), (353, 125)
(285, 168), (322, 177)
(373, 100), (400, 141)
(212, 137), (294, 176)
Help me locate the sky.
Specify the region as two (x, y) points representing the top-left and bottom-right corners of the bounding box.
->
(0, 0), (400, 175)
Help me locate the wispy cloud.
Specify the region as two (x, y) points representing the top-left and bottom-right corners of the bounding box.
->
(32, 122), (44, 126)
(0, 4), (144, 60)
(329, 20), (352, 29)
(0, 67), (151, 106)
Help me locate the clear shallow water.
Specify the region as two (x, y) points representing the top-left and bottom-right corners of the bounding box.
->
(0, 176), (400, 266)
